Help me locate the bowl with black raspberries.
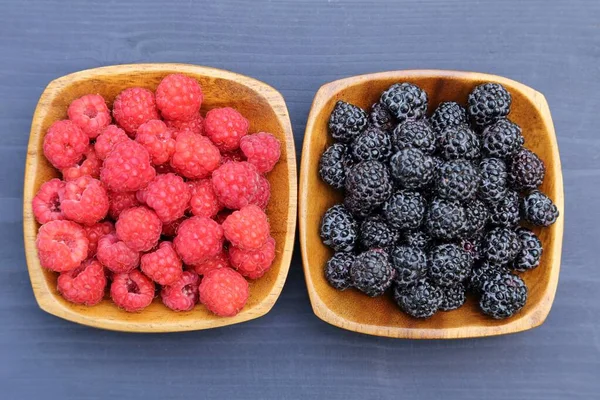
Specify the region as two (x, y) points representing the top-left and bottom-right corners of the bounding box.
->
(23, 64), (296, 332)
(299, 70), (563, 339)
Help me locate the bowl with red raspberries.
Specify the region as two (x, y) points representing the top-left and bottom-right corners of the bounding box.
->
(23, 64), (296, 332)
(300, 70), (563, 339)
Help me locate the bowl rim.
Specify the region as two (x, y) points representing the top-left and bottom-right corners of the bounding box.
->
(23, 63), (297, 332)
(299, 69), (564, 339)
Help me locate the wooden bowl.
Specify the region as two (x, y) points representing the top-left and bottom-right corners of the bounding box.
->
(23, 64), (297, 332)
(299, 70), (564, 339)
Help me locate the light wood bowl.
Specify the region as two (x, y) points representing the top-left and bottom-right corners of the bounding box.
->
(23, 64), (297, 332)
(299, 70), (564, 339)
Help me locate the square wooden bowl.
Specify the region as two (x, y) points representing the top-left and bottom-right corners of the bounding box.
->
(23, 64), (297, 332)
(299, 70), (564, 339)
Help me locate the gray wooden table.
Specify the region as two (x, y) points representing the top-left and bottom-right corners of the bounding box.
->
(1, 0), (598, 398)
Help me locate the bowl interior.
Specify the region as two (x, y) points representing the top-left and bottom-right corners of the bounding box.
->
(24, 64), (296, 332)
(300, 71), (563, 338)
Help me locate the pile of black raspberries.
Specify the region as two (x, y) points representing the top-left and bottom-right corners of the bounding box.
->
(319, 82), (559, 319)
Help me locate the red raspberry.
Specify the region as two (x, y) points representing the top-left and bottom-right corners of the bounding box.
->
(165, 113), (204, 136)
(173, 216), (223, 265)
(222, 205), (270, 250)
(220, 149), (246, 164)
(84, 221), (114, 257)
(138, 173), (190, 223)
(199, 268), (249, 317)
(161, 271), (199, 311)
(140, 241), (183, 285)
(110, 269), (155, 312)
(62, 147), (101, 181)
(101, 141), (156, 192)
(188, 179), (222, 218)
(95, 125), (130, 160)
(161, 217), (184, 237)
(36, 220), (88, 272)
(156, 74), (203, 121)
(43, 120), (89, 169)
(211, 161), (260, 209)
(192, 250), (230, 275)
(250, 175), (271, 209)
(57, 258), (107, 306)
(170, 132), (221, 179)
(107, 190), (140, 220)
(204, 107), (249, 152)
(115, 206), (162, 252)
(67, 94), (111, 139)
(239, 132), (281, 173)
(112, 87), (159, 135)
(135, 120), (176, 165)
(32, 178), (65, 224)
(229, 236), (276, 279)
(59, 176), (109, 226)
(97, 232), (140, 273)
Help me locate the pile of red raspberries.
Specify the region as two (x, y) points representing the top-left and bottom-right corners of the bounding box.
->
(32, 73), (281, 316)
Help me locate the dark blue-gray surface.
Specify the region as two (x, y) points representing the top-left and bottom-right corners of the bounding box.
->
(1, 0), (599, 398)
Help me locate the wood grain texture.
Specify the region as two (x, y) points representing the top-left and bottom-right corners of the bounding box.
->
(23, 64), (297, 332)
(300, 70), (564, 339)
(2, 0), (599, 399)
